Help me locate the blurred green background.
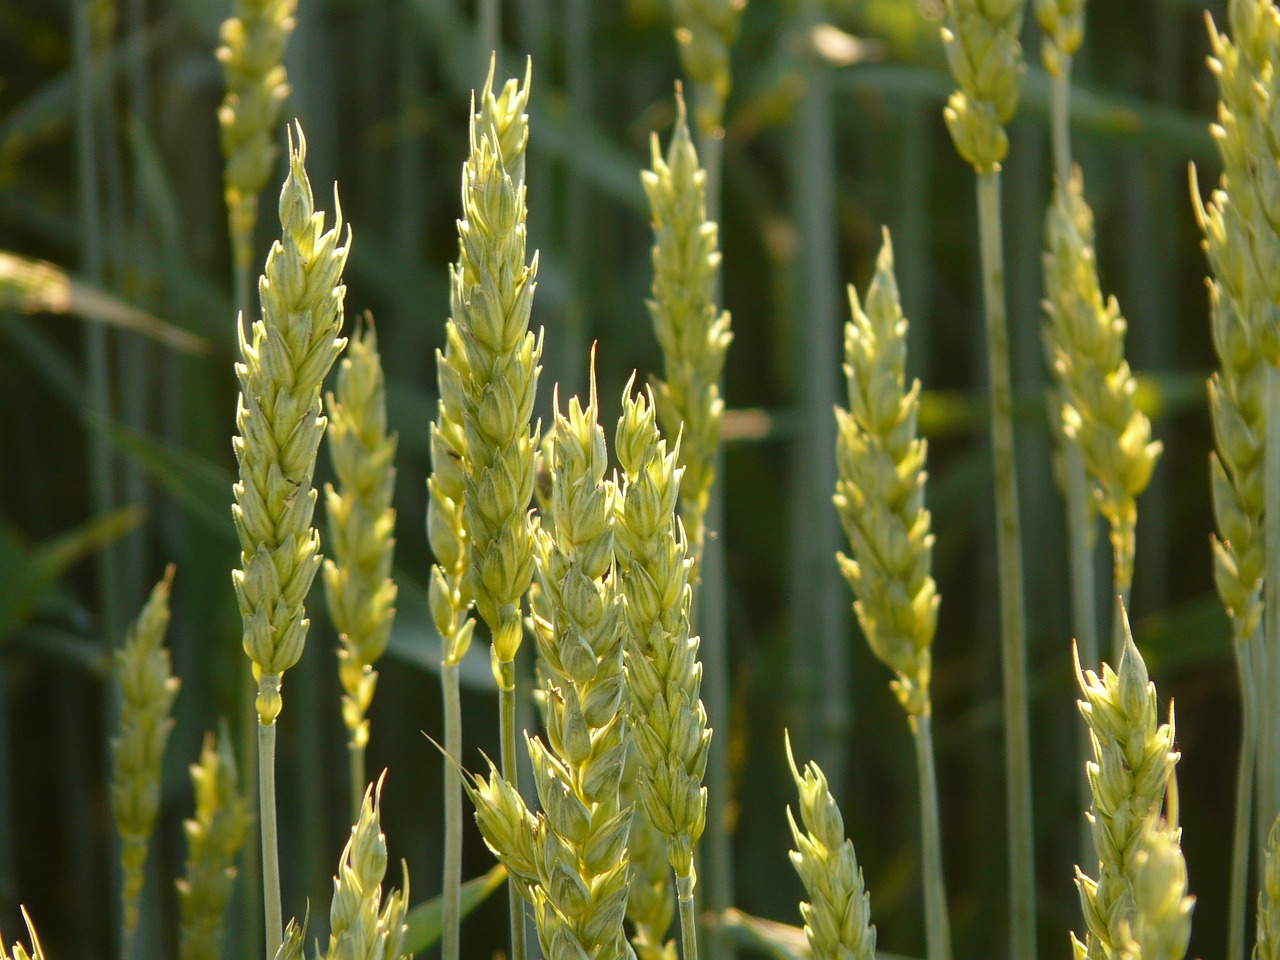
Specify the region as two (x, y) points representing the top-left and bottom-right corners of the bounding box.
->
(0, 0), (1237, 957)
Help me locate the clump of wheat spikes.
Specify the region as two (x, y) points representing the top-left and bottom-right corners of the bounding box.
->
(24, 2), (1280, 959)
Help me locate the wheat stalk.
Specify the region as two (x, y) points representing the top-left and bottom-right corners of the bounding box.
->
(1072, 609), (1179, 959)
(110, 564), (179, 958)
(323, 318), (399, 821)
(232, 122), (349, 955)
(177, 727), (252, 960)
(784, 733), (876, 960)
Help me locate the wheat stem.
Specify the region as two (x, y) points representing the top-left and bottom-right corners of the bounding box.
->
(1267, 365), (1280, 833)
(1229, 628), (1261, 960)
(1051, 64), (1071, 186)
(976, 168), (1035, 960)
(257, 701), (282, 956)
(479, 0), (499, 74)
(678, 871), (700, 960)
(441, 660), (463, 960)
(1064, 442), (1098, 857)
(913, 715), (951, 960)
(497, 662), (527, 960)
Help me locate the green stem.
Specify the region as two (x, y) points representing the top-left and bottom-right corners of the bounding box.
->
(677, 867), (700, 960)
(976, 168), (1036, 960)
(122, 922), (137, 960)
(258, 695), (283, 957)
(1051, 62), (1072, 187)
(1064, 444), (1098, 865)
(442, 659), (463, 960)
(479, 0), (500, 73)
(498, 658), (528, 960)
(1266, 364), (1280, 836)
(1229, 628), (1261, 960)
(349, 730), (366, 826)
(913, 713), (952, 960)
(235, 261), (253, 323)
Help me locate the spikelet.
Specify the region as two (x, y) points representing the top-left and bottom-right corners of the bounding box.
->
(1071, 612), (1179, 960)
(430, 61), (532, 671)
(1259, 815), (1280, 960)
(833, 231), (938, 721)
(643, 98), (733, 573)
(451, 65), (541, 677)
(322, 775), (410, 960)
(469, 375), (634, 960)
(217, 0), (296, 273)
(323, 319), (399, 756)
(615, 385), (711, 884)
(231, 124), (349, 725)
(177, 728), (252, 960)
(941, 0), (1027, 171)
(274, 912), (307, 960)
(670, 0), (746, 131)
(1122, 818), (1193, 960)
(0, 909), (45, 960)
(1042, 172), (1162, 605)
(1035, 0), (1083, 78)
(784, 733), (876, 960)
(110, 565), (180, 936)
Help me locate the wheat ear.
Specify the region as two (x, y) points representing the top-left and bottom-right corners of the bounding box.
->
(217, 0), (296, 312)
(1042, 171), (1162, 653)
(322, 773), (410, 960)
(466, 373), (634, 960)
(232, 122), (349, 955)
(1072, 609), (1179, 959)
(833, 230), (950, 960)
(670, 0), (746, 134)
(177, 727), (252, 960)
(0, 909), (45, 960)
(1258, 815), (1280, 960)
(615, 384), (712, 960)
(1121, 818), (1194, 960)
(322, 317), (399, 820)
(110, 564), (180, 957)
(784, 733), (876, 960)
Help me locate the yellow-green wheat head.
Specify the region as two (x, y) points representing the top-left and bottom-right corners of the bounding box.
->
(785, 733), (876, 960)
(941, 0), (1027, 171)
(452, 71), (542, 675)
(232, 124), (350, 725)
(1035, 0), (1083, 77)
(323, 775), (410, 960)
(0, 909), (45, 960)
(1259, 815), (1280, 960)
(1119, 818), (1193, 960)
(1072, 614), (1180, 960)
(323, 318), (399, 751)
(834, 231), (938, 721)
(615, 384), (711, 881)
(176, 729), (251, 960)
(1042, 172), (1161, 596)
(110, 565), (180, 935)
(670, 0), (746, 130)
(217, 0), (297, 270)
(643, 99), (733, 567)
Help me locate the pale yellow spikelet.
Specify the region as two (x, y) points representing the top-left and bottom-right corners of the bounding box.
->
(232, 123), (350, 725)
(670, 0), (746, 131)
(177, 727), (252, 960)
(217, 0), (297, 272)
(785, 733), (876, 960)
(643, 96), (733, 573)
(1043, 171), (1162, 604)
(1122, 818), (1193, 960)
(110, 565), (180, 936)
(615, 384), (711, 884)
(451, 67), (542, 677)
(941, 0), (1027, 171)
(322, 774), (410, 960)
(323, 318), (399, 755)
(1259, 815), (1280, 960)
(834, 230), (938, 720)
(0, 909), (45, 960)
(1072, 610), (1179, 959)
